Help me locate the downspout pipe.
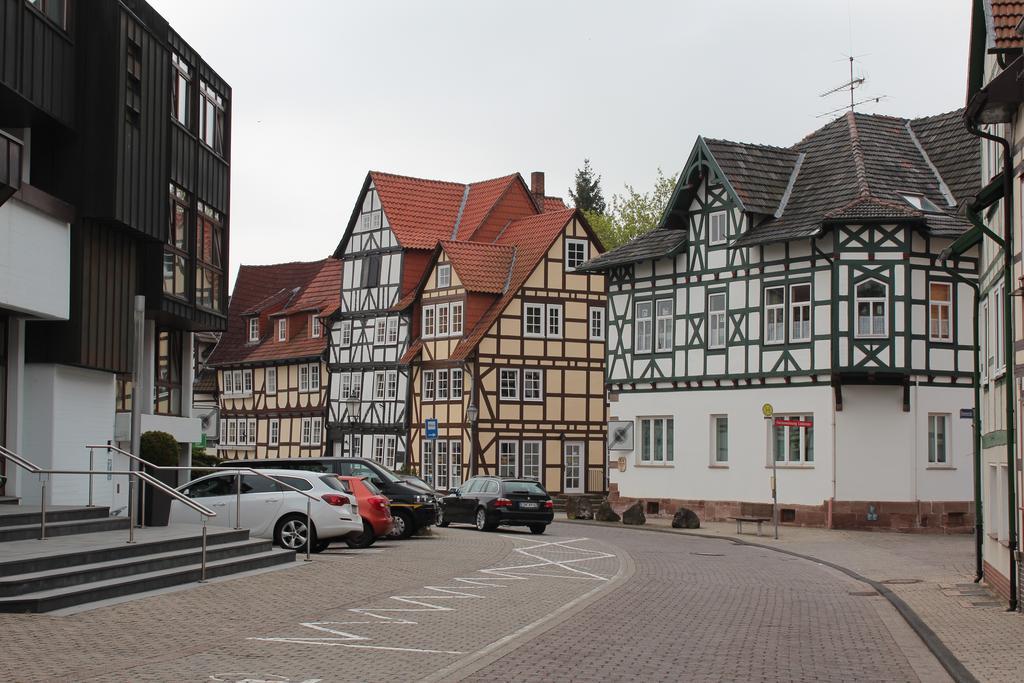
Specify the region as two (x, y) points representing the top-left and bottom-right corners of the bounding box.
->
(965, 117), (1018, 612)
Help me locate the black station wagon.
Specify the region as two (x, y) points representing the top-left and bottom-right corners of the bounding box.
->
(437, 476), (553, 534)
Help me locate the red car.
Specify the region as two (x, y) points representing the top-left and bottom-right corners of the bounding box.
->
(335, 475), (393, 548)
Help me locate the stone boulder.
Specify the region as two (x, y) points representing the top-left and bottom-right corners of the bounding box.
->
(622, 501), (646, 525)
(595, 499), (621, 522)
(572, 496), (594, 520)
(671, 507), (700, 529)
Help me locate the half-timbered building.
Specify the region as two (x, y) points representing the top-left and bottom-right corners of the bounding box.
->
(404, 208), (608, 494)
(208, 259), (340, 460)
(581, 109), (981, 530)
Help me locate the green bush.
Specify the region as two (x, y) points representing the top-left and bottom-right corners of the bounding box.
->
(140, 431), (180, 467)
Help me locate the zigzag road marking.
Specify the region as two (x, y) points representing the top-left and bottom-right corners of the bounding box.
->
(248, 535), (616, 655)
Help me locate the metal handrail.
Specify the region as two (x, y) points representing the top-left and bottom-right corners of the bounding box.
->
(88, 444), (333, 561)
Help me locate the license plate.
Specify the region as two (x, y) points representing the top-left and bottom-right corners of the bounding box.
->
(519, 502), (539, 509)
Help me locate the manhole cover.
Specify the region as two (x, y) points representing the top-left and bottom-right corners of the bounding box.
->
(692, 552), (725, 557)
(848, 591), (878, 597)
(881, 578), (922, 585)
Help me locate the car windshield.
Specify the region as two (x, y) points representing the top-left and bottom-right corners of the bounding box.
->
(503, 481), (547, 495)
(320, 475), (348, 493)
(401, 476), (433, 492)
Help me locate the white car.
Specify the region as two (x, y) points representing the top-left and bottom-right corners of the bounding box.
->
(169, 469), (362, 552)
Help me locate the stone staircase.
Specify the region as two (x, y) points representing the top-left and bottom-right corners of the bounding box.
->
(0, 506), (295, 613)
(552, 492), (606, 513)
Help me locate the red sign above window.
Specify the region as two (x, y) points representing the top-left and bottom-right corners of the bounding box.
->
(774, 418), (813, 428)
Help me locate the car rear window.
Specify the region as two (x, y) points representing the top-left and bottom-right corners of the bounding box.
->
(275, 476), (313, 492)
(503, 481), (547, 495)
(321, 475), (349, 493)
(361, 477), (382, 495)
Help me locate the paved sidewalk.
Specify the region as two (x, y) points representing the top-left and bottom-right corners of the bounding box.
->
(561, 514), (1024, 683)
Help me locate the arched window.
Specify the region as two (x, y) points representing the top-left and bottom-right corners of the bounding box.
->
(855, 279), (888, 338)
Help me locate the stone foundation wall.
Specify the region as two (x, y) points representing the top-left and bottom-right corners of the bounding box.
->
(983, 560), (1011, 603)
(607, 484), (973, 532)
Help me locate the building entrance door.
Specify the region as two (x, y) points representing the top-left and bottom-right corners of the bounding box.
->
(563, 442), (583, 494)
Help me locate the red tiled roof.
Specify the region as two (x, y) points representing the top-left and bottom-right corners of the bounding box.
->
(992, 1), (1024, 50)
(400, 339), (423, 364)
(369, 172), (466, 249)
(208, 258), (341, 367)
(543, 196), (567, 212)
(439, 240), (516, 294)
(453, 175), (520, 240)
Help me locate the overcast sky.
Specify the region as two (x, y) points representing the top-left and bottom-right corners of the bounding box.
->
(148, 0), (971, 287)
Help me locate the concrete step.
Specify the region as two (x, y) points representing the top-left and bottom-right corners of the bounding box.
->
(0, 496), (20, 505)
(0, 538), (274, 597)
(0, 506), (111, 529)
(0, 516), (130, 543)
(0, 549), (297, 613)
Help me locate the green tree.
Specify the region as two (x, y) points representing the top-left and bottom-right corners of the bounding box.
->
(569, 159), (606, 214)
(592, 169), (679, 249)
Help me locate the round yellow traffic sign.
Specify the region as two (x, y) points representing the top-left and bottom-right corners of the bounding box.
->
(762, 403), (774, 418)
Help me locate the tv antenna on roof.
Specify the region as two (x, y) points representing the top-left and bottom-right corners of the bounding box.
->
(818, 4), (886, 118)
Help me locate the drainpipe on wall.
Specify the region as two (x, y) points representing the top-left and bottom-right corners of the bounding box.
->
(964, 119), (1018, 612)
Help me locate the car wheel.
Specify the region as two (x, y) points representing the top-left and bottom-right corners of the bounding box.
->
(275, 514), (316, 552)
(529, 524), (547, 535)
(312, 540), (331, 553)
(388, 510), (415, 539)
(475, 508), (496, 532)
(345, 518), (377, 549)
(437, 507), (450, 528)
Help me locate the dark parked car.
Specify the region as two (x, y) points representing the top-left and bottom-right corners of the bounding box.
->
(437, 477), (553, 534)
(220, 457), (435, 539)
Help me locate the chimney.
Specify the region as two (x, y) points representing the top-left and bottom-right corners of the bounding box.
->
(530, 171), (545, 209)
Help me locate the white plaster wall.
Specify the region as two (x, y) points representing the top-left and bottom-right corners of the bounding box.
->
(0, 198), (70, 319)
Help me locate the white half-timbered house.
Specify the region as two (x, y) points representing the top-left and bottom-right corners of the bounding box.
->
(581, 109), (981, 530)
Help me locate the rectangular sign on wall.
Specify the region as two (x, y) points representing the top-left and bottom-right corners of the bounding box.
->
(607, 421), (634, 451)
(425, 418), (438, 440)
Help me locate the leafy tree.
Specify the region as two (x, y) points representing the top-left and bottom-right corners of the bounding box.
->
(569, 159), (606, 214)
(591, 169), (679, 249)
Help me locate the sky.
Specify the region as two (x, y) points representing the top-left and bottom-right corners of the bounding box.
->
(148, 0), (972, 287)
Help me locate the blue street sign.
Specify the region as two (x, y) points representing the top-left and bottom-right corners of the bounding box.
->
(960, 408), (974, 420)
(425, 418), (438, 440)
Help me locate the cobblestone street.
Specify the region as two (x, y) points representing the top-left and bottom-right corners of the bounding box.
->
(0, 521), (977, 682)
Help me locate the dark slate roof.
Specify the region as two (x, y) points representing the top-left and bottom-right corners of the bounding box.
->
(703, 139), (801, 215)
(576, 228), (687, 272)
(909, 110), (981, 205)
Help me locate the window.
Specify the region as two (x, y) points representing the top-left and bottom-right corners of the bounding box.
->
(565, 239), (588, 270)
(310, 364), (321, 391)
(171, 53), (191, 127)
(524, 369), (543, 402)
(311, 316), (321, 338)
(423, 306), (435, 338)
(339, 372), (352, 400)
(360, 254), (382, 288)
(386, 317), (399, 344)
(901, 194), (942, 213)
(312, 418), (322, 446)
(278, 318), (287, 341)
(708, 293), (727, 349)
(423, 370), (435, 401)
(247, 418), (257, 446)
(386, 370), (398, 400)
(635, 301), (653, 353)
(225, 419), (236, 446)
(547, 304), (563, 338)
(855, 280), (887, 338)
(772, 415), (814, 464)
(928, 414), (950, 464)
(993, 283), (1006, 374)
(499, 441), (519, 478)
(982, 299), (990, 381)
(929, 282), (952, 342)
(436, 440), (449, 491)
(299, 365), (309, 392)
(436, 369), (449, 401)
(421, 441), (435, 487)
(524, 303), (544, 337)
(155, 329), (183, 416)
(522, 441), (542, 481)
(199, 80), (225, 154)
(242, 369), (252, 394)
(449, 440), (463, 487)
(223, 370), (234, 395)
(266, 367), (277, 395)
(790, 284), (811, 343)
(248, 318), (259, 342)
(764, 286), (785, 344)
(125, 26), (141, 126)
(340, 320), (352, 348)
(709, 212), (727, 245)
(351, 373), (363, 401)
(195, 202), (224, 312)
(590, 306), (605, 341)
(269, 419), (279, 446)
(638, 417), (674, 463)
(384, 436), (398, 470)
(500, 368), (519, 400)
(451, 301), (464, 335)
(712, 415), (728, 463)
(27, 0), (66, 29)
(164, 185), (190, 299)
(375, 318), (387, 345)
(374, 372), (386, 400)
(655, 299), (673, 352)
(301, 418), (312, 446)
(235, 419), (247, 446)
(437, 304), (450, 336)
(451, 369), (463, 398)
(437, 263), (452, 288)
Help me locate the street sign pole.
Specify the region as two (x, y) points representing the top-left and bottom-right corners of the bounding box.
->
(767, 415), (778, 540)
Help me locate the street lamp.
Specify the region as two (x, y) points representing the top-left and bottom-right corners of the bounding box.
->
(466, 402), (478, 477)
(345, 396), (360, 457)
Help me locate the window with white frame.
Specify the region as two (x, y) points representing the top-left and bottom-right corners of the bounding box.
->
(269, 419), (279, 446)
(638, 417), (674, 463)
(790, 284), (811, 343)
(340, 320), (352, 348)
(266, 367), (277, 395)
(310, 364), (321, 391)
(499, 441), (518, 477)
(928, 413), (950, 464)
(993, 283), (1006, 374)
(347, 434), (362, 458)
(451, 368), (463, 398)
(421, 441), (435, 486)
(242, 369), (253, 394)
(423, 370), (435, 401)
(436, 440), (449, 490)
(437, 304), (450, 336)
(981, 299), (989, 381)
(223, 371), (234, 395)
(764, 286), (785, 344)
(373, 436), (385, 464)
(301, 418), (312, 446)
(855, 279), (887, 338)
(709, 212), (727, 245)
(423, 306), (435, 338)
(524, 303), (544, 337)
(655, 299), (673, 352)
(386, 370), (398, 400)
(635, 301), (653, 353)
(522, 441), (541, 481)
(384, 435), (397, 470)
(565, 238), (588, 270)
(374, 372), (386, 400)
(437, 263), (452, 288)
(375, 318), (387, 345)
(236, 419), (246, 446)
(711, 415), (728, 463)
(451, 301), (464, 335)
(312, 418), (322, 446)
(546, 304), (563, 338)
(524, 369), (543, 401)
(772, 415), (814, 464)
(351, 373), (363, 401)
(386, 317), (399, 344)
(299, 365), (310, 392)
(590, 306), (605, 341)
(225, 418), (236, 445)
(278, 318), (287, 341)
(436, 369), (449, 400)
(311, 315), (321, 338)
(248, 318), (259, 342)
(449, 440), (463, 487)
(248, 418), (256, 446)
(500, 368), (519, 400)
(339, 373), (352, 400)
(928, 282), (952, 342)
(708, 293), (727, 349)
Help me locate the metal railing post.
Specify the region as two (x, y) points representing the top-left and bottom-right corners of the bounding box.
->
(305, 496), (313, 562)
(199, 518), (208, 583)
(235, 471), (242, 530)
(39, 474), (47, 540)
(88, 448), (94, 507)
(127, 475), (136, 544)
(139, 471), (146, 529)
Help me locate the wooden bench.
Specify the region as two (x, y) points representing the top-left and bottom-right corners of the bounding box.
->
(730, 516), (771, 537)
